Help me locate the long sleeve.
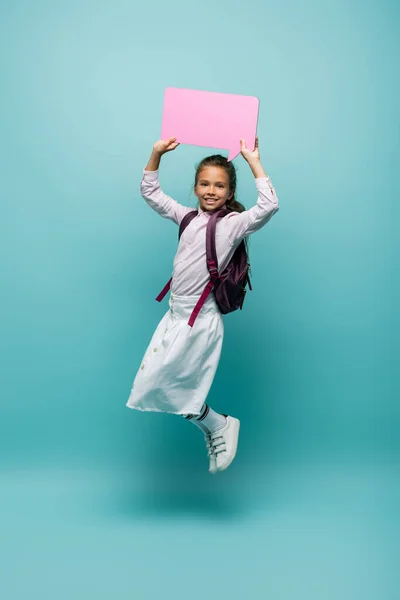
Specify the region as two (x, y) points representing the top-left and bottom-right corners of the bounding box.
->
(140, 169), (193, 226)
(225, 176), (279, 243)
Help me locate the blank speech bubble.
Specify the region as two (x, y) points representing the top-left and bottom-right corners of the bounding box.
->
(161, 87), (259, 161)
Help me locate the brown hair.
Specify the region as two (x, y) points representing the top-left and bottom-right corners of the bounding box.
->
(194, 154), (246, 213)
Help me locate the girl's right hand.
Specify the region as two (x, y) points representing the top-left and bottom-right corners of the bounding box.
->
(153, 138), (180, 155)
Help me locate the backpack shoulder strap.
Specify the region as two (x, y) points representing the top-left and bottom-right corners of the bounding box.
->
(156, 210), (198, 306)
(178, 210), (198, 239)
(187, 209), (227, 327)
(206, 209), (228, 274)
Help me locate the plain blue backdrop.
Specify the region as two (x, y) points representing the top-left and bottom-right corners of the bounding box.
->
(0, 1), (397, 598)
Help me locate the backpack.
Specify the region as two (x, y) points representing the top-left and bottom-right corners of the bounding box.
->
(156, 208), (252, 327)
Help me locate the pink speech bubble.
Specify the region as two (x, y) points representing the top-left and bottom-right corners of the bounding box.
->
(161, 87), (259, 162)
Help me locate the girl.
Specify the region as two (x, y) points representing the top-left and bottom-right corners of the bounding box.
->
(127, 137), (279, 474)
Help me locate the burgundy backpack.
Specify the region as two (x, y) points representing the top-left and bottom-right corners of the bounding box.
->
(156, 208), (252, 327)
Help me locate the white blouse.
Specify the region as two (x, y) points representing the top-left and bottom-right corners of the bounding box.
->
(140, 169), (279, 297)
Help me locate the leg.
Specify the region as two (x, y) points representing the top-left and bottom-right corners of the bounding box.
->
(184, 403), (226, 434)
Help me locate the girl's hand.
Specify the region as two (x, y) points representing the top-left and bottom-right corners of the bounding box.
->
(240, 137), (260, 163)
(153, 137), (180, 155)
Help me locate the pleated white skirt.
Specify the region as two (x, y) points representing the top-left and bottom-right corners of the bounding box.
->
(126, 292), (224, 415)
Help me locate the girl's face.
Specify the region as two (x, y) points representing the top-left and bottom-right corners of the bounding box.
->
(194, 166), (234, 212)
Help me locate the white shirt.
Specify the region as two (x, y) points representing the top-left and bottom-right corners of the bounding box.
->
(140, 169), (279, 297)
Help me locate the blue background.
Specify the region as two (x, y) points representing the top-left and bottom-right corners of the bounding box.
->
(0, 0), (397, 598)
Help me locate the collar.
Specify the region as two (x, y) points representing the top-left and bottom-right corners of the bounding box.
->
(198, 205), (229, 218)
(198, 206), (211, 218)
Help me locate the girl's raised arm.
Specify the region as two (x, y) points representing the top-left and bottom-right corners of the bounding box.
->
(225, 138), (279, 242)
(140, 138), (193, 226)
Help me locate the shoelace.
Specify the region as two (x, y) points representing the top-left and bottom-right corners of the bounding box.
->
(205, 434), (214, 457)
(210, 433), (226, 456)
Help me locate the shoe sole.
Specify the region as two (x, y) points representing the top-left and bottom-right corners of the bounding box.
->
(217, 417), (240, 472)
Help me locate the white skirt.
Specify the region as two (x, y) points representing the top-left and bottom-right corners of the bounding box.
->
(126, 292), (224, 415)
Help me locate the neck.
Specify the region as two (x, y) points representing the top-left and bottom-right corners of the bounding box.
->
(199, 204), (226, 215)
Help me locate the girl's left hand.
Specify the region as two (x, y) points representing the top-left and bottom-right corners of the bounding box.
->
(240, 137), (260, 162)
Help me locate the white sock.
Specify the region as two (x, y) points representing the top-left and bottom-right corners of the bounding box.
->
(184, 414), (208, 434)
(185, 404), (226, 434)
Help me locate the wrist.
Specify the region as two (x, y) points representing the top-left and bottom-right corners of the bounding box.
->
(145, 149), (162, 171)
(248, 159), (266, 178)
(246, 157), (261, 166)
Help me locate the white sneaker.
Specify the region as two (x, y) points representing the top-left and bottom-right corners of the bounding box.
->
(211, 415), (240, 472)
(205, 432), (217, 474)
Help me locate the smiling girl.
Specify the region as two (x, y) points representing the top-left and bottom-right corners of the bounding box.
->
(126, 137), (279, 473)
